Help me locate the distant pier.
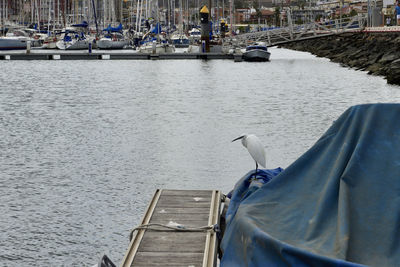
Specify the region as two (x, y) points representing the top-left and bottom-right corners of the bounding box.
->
(0, 50), (243, 61)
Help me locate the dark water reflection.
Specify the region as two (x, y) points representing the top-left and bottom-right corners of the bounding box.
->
(1, 48), (399, 266)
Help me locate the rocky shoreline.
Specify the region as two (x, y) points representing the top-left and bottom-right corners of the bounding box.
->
(279, 32), (400, 85)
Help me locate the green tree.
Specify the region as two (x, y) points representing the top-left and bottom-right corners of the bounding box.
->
(253, 0), (262, 21)
(274, 7), (280, 26)
(349, 9), (358, 17)
(235, 0), (246, 9)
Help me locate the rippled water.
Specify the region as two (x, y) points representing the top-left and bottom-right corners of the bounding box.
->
(1, 48), (400, 266)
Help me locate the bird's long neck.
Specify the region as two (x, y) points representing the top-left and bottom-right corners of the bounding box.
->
(241, 137), (247, 148)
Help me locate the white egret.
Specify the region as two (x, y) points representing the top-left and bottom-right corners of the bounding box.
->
(232, 134), (266, 177)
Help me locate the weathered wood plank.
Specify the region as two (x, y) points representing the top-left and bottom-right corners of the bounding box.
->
(138, 231), (206, 253)
(150, 212), (209, 222)
(132, 252), (203, 267)
(156, 195), (211, 208)
(147, 220), (210, 228)
(158, 194), (211, 203)
(161, 189), (213, 197)
(152, 206), (210, 215)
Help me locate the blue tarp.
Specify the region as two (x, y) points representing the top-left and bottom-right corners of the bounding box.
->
(103, 23), (123, 32)
(150, 23), (162, 34)
(221, 104), (400, 267)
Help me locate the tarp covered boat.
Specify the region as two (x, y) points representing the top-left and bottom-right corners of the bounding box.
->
(221, 103), (400, 267)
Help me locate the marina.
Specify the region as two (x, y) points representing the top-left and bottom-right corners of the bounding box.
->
(2, 47), (400, 266)
(2, 0), (400, 266)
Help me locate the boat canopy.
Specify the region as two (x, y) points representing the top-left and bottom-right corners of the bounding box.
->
(72, 21), (88, 28)
(103, 23), (123, 32)
(221, 104), (400, 267)
(246, 45), (268, 51)
(150, 23), (162, 34)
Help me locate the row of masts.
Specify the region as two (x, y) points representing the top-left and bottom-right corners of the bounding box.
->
(1, 0), (236, 33)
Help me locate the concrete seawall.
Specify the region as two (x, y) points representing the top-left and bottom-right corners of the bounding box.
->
(279, 32), (400, 85)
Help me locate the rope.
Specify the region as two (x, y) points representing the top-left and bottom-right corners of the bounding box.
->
(129, 223), (220, 241)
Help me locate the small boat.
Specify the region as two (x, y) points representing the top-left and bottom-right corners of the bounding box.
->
(243, 42), (270, 62)
(221, 104), (400, 267)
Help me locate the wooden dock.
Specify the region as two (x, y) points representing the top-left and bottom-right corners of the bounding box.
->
(0, 51), (241, 61)
(121, 189), (222, 267)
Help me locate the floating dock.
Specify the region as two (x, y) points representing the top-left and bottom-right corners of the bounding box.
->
(0, 51), (243, 61)
(121, 189), (222, 267)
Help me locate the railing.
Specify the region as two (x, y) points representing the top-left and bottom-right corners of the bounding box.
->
(233, 14), (367, 47)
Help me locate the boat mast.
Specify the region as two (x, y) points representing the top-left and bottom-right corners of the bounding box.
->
(75, 0), (78, 23)
(111, 0), (115, 24)
(216, 0), (218, 26)
(1, 0), (3, 36)
(131, 0), (134, 27)
(103, 0), (106, 28)
(167, 0), (169, 29)
(48, 0), (51, 33)
(135, 0), (140, 31)
(4, 0), (7, 25)
(139, 0), (143, 32)
(36, 0), (40, 30)
(56, 0), (59, 28)
(120, 0), (122, 24)
(91, 0), (98, 35)
(179, 0), (182, 34)
(19, 1), (22, 25)
(82, 0), (85, 22)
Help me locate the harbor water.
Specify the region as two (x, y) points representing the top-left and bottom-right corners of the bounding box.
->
(1, 47), (400, 266)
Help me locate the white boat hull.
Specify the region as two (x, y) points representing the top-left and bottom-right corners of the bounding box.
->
(138, 43), (175, 54)
(97, 39), (130, 49)
(56, 39), (90, 50)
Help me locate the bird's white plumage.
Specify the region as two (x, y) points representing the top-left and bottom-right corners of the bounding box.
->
(232, 134), (266, 168)
(243, 134), (266, 168)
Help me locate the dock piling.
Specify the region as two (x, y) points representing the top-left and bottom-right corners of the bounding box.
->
(26, 41), (31, 54)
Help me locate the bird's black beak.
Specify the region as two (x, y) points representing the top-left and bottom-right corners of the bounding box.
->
(232, 136), (244, 142)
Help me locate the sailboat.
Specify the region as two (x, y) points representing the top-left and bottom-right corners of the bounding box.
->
(170, 31), (189, 48)
(138, 23), (175, 54)
(170, 0), (189, 48)
(56, 22), (91, 50)
(97, 23), (130, 49)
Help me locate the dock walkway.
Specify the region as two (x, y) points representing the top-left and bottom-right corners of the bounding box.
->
(0, 51), (240, 61)
(121, 189), (221, 267)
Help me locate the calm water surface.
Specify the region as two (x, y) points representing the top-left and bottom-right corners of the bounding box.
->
(1, 48), (400, 266)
